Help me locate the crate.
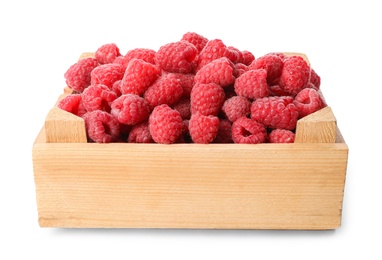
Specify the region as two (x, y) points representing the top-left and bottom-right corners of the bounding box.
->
(32, 53), (348, 229)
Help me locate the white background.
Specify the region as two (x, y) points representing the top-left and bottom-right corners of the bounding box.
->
(1, 0), (381, 259)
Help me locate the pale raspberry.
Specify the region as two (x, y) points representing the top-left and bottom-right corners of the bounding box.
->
(222, 96), (251, 123)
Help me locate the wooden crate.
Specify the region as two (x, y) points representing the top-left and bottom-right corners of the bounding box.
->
(32, 53), (348, 230)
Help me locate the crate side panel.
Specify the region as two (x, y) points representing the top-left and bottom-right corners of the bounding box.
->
(32, 143), (348, 229)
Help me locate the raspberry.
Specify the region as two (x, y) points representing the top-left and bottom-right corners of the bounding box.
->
(144, 73), (183, 109)
(155, 41), (198, 74)
(90, 64), (125, 89)
(120, 58), (159, 96)
(149, 104), (183, 144)
(265, 52), (287, 61)
(231, 117), (267, 144)
(57, 94), (87, 117)
(226, 46), (242, 63)
(189, 113), (220, 144)
(222, 96), (251, 122)
(279, 56), (310, 96)
(269, 129), (295, 143)
(240, 50), (255, 66)
(111, 80), (122, 96)
(83, 110), (120, 143)
(234, 63), (249, 77)
(111, 94), (150, 125)
(82, 84), (117, 112)
(250, 96), (299, 130)
(174, 73), (195, 98)
(249, 54), (283, 85)
(194, 57), (236, 87)
(116, 48), (156, 69)
(196, 39), (237, 71)
(181, 32), (208, 53)
(173, 97), (191, 119)
(190, 82), (225, 116)
(95, 43), (121, 64)
(269, 84), (290, 96)
(293, 88), (326, 118)
(234, 69), (270, 99)
(214, 119), (233, 143)
(128, 122), (154, 143)
(309, 69), (321, 89)
(64, 57), (99, 93)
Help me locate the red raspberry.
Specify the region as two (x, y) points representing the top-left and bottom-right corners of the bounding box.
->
(269, 84), (290, 96)
(293, 88), (326, 118)
(234, 69), (270, 99)
(240, 50), (255, 66)
(57, 94), (87, 117)
(189, 113), (220, 144)
(231, 117), (267, 144)
(213, 119), (233, 143)
(251, 96), (299, 130)
(266, 52), (287, 61)
(116, 48), (156, 69)
(194, 57), (236, 87)
(111, 80), (122, 96)
(222, 96), (251, 122)
(149, 104), (184, 144)
(144, 73), (183, 109)
(120, 58), (159, 96)
(83, 110), (120, 143)
(234, 63), (249, 77)
(174, 73), (195, 98)
(196, 39), (237, 71)
(226, 46), (242, 64)
(309, 69), (321, 89)
(249, 54), (283, 85)
(90, 64), (125, 89)
(95, 43), (121, 64)
(173, 97), (191, 120)
(155, 41), (198, 74)
(269, 129), (295, 143)
(279, 56), (310, 96)
(111, 94), (150, 125)
(190, 82), (225, 116)
(64, 57), (99, 93)
(82, 84), (117, 112)
(128, 122), (154, 143)
(181, 32), (208, 53)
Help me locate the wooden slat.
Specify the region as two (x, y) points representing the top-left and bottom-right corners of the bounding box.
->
(44, 107), (87, 143)
(294, 106), (337, 143)
(33, 142), (348, 229)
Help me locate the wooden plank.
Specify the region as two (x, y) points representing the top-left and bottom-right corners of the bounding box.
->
(44, 107), (87, 143)
(294, 106), (337, 143)
(33, 142), (348, 229)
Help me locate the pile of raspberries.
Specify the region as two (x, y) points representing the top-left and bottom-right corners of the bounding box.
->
(59, 32), (326, 144)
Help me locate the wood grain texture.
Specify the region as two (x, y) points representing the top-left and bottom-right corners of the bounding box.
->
(295, 107), (337, 143)
(44, 107), (87, 143)
(33, 137), (348, 229)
